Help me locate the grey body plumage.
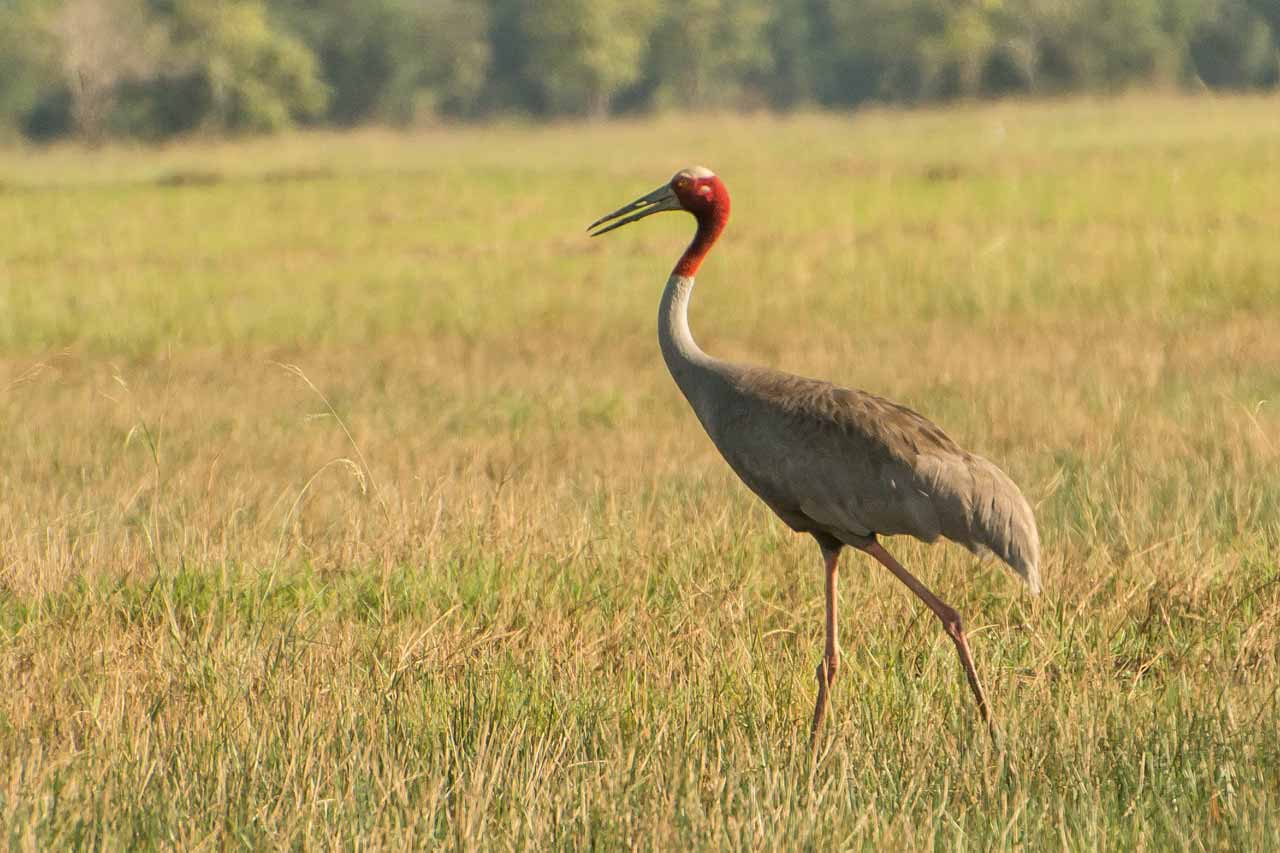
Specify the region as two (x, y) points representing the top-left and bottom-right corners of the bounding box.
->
(661, 275), (1041, 595)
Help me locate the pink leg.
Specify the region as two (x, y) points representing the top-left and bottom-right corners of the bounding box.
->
(810, 546), (841, 742)
(861, 541), (992, 727)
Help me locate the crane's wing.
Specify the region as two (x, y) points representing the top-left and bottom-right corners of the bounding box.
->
(709, 366), (1041, 593)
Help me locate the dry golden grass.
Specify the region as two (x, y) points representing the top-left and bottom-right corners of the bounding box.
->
(1, 95), (1279, 847)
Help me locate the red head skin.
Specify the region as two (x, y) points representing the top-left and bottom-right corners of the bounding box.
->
(671, 171), (731, 278)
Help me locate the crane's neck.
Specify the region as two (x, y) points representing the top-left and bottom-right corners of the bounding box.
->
(659, 202), (731, 418)
(659, 274), (711, 381)
(660, 272), (729, 430)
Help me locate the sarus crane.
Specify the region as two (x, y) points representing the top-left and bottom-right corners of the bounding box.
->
(589, 166), (1041, 738)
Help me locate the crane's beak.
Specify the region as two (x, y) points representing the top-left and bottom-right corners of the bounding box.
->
(588, 184), (682, 237)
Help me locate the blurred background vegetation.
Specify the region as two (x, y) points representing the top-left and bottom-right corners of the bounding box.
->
(1, 0), (1279, 142)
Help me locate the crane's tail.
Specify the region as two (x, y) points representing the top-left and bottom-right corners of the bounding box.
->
(918, 453), (1041, 595)
(963, 456), (1041, 595)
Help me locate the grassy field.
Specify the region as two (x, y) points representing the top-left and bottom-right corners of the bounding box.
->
(1, 95), (1279, 848)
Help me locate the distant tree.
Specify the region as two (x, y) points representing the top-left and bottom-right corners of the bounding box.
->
(159, 0), (329, 133)
(642, 0), (773, 109)
(762, 0), (819, 108)
(1244, 0), (1280, 42)
(980, 4), (1040, 95)
(51, 0), (167, 140)
(0, 2), (63, 139)
(269, 0), (399, 125)
(382, 0), (492, 121)
(269, 0), (489, 123)
(484, 0), (538, 113)
(917, 5), (999, 98)
(1191, 0), (1279, 88)
(516, 0), (657, 116)
(1021, 0), (1187, 92)
(816, 0), (985, 103)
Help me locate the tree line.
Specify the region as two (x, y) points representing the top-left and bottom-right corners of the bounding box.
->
(1, 0), (1278, 142)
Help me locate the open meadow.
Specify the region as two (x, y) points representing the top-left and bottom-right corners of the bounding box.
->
(1, 95), (1279, 848)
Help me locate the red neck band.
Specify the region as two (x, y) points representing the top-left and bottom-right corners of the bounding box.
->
(673, 200), (730, 278)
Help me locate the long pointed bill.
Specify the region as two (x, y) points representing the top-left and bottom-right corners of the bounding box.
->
(588, 184), (681, 237)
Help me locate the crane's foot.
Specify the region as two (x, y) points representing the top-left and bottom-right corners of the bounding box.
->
(942, 612), (995, 732)
(809, 662), (828, 743)
(808, 656), (838, 746)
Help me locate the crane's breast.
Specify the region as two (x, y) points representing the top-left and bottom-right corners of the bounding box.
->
(707, 398), (889, 541)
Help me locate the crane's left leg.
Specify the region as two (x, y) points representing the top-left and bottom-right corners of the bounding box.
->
(810, 545), (841, 742)
(860, 541), (992, 727)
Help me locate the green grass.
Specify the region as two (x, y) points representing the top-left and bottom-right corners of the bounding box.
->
(1, 94), (1279, 848)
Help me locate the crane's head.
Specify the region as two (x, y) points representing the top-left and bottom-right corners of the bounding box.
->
(588, 166), (729, 237)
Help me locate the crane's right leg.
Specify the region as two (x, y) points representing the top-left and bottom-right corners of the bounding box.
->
(809, 545), (841, 743)
(860, 541), (992, 727)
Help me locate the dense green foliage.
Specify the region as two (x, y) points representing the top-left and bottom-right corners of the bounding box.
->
(1, 0), (1279, 139)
